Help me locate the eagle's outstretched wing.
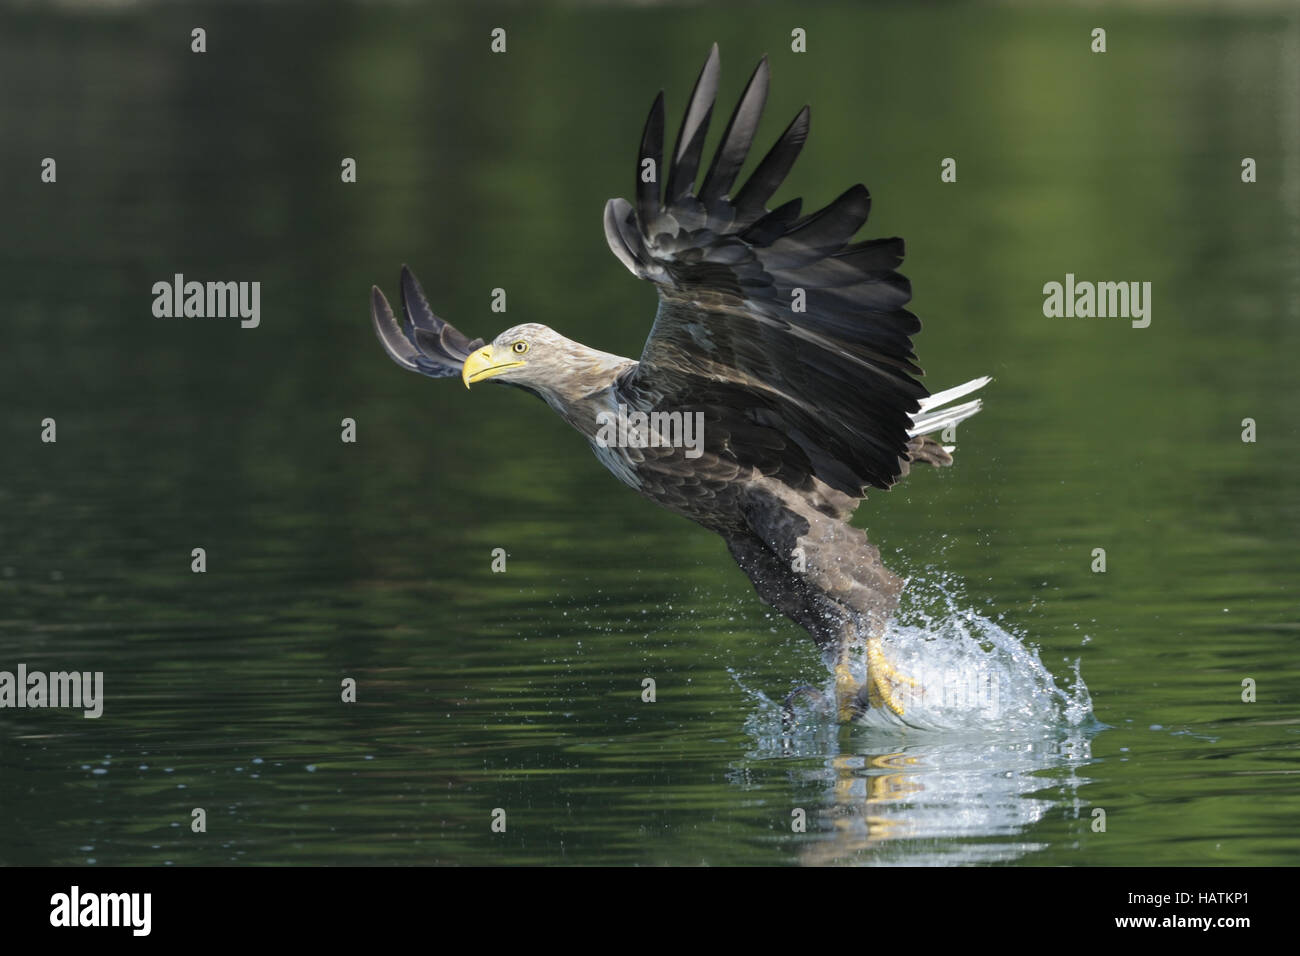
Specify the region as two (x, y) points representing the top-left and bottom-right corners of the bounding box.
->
(604, 45), (927, 497)
(371, 266), (484, 377)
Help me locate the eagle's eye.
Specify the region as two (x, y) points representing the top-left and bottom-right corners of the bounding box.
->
(512, 341), (529, 354)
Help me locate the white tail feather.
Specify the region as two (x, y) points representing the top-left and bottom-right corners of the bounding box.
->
(916, 375), (992, 413)
(908, 377), (991, 439)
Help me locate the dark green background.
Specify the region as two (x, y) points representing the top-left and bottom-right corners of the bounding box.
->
(1, 0), (1296, 865)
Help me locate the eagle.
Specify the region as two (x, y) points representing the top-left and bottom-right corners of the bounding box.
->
(369, 46), (989, 721)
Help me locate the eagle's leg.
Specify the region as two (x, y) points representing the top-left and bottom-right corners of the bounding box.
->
(834, 642), (859, 723)
(730, 488), (915, 721)
(726, 532), (856, 716)
(733, 489), (915, 723)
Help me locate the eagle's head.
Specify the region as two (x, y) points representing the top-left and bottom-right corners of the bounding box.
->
(461, 323), (633, 413)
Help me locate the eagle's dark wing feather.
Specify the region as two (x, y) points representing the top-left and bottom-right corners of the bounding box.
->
(605, 45), (927, 497)
(370, 266), (484, 378)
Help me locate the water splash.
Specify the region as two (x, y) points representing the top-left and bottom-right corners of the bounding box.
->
(746, 570), (1096, 736)
(857, 610), (1092, 733)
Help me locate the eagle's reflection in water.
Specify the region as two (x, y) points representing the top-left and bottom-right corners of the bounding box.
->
(783, 731), (1095, 866)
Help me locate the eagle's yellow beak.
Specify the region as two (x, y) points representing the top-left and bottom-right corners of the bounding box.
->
(462, 345), (525, 389)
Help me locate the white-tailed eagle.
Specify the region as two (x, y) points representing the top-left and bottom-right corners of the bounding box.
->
(370, 46), (989, 720)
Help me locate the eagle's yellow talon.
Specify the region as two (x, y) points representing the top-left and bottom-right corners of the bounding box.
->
(865, 674), (907, 716)
(868, 645), (919, 689)
(832, 636), (916, 719)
